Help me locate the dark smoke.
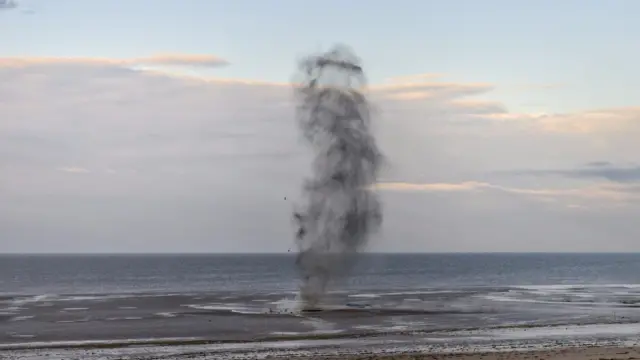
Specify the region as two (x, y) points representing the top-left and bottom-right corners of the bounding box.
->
(292, 45), (383, 309)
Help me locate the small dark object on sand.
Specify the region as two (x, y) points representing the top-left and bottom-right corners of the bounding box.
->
(301, 308), (324, 313)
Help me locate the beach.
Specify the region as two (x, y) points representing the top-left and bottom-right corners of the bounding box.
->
(3, 334), (640, 359)
(4, 314), (640, 359)
(291, 347), (640, 360)
(295, 347), (640, 360)
(4, 254), (640, 359)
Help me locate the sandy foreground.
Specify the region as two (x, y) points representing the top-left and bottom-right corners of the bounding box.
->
(287, 347), (640, 360)
(5, 344), (640, 360)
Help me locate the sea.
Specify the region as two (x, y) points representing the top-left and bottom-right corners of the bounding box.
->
(4, 253), (640, 359)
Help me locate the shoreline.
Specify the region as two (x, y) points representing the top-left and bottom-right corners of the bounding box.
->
(2, 320), (638, 351)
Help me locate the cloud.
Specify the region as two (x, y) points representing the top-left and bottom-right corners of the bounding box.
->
(0, 0), (17, 10)
(5, 54), (640, 251)
(375, 181), (490, 192)
(3, 57), (637, 193)
(384, 73), (444, 84)
(57, 167), (90, 174)
(0, 54), (229, 68)
(0, 56), (518, 253)
(475, 107), (640, 133)
(537, 108), (640, 133)
(586, 161), (612, 167)
(375, 181), (640, 204)
(508, 163), (640, 183)
(512, 83), (565, 91)
(372, 81), (493, 101)
(0, 57), (509, 211)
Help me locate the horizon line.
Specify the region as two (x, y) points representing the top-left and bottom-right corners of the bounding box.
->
(2, 251), (640, 256)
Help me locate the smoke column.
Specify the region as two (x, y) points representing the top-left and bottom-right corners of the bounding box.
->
(293, 45), (383, 309)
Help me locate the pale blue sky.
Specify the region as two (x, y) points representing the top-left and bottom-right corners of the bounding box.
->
(3, 0), (640, 113)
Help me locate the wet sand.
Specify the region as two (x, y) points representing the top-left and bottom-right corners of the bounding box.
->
(4, 287), (639, 346)
(4, 289), (640, 359)
(0, 292), (499, 345)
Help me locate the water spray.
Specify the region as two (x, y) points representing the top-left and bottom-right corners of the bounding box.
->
(292, 45), (383, 310)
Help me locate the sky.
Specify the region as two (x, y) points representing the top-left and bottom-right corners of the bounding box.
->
(2, 0), (640, 253)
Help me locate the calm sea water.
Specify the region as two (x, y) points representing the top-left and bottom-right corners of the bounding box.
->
(3, 253), (640, 296)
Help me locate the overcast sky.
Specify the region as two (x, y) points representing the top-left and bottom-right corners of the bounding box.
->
(2, 0), (640, 253)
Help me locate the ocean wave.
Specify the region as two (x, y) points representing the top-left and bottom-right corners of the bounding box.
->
(3, 292), (192, 305)
(478, 285), (640, 309)
(9, 315), (34, 322)
(514, 284), (640, 292)
(347, 293), (380, 298)
(155, 312), (177, 318)
(0, 337), (205, 350)
(105, 317), (143, 321)
(184, 303), (264, 315)
(456, 322), (640, 340)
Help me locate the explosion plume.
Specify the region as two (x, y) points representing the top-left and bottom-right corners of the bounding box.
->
(292, 45), (383, 309)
